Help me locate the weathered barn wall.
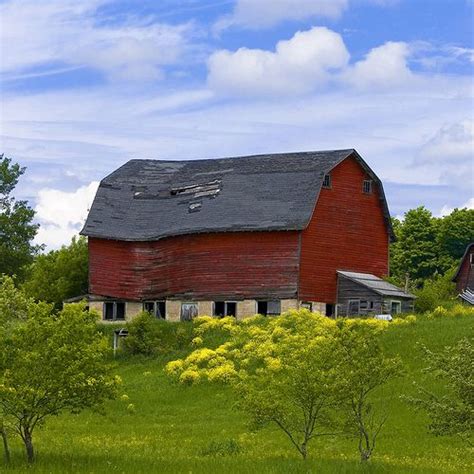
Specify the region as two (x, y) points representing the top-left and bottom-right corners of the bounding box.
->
(299, 157), (389, 303)
(89, 231), (300, 301)
(454, 246), (474, 292)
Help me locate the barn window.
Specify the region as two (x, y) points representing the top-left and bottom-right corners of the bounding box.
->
(103, 302), (125, 321)
(363, 180), (373, 194)
(143, 301), (166, 319)
(213, 301), (237, 318)
(257, 300), (281, 316)
(181, 303), (198, 321)
(348, 300), (360, 316)
(301, 302), (312, 311)
(322, 174), (331, 188)
(390, 301), (402, 314)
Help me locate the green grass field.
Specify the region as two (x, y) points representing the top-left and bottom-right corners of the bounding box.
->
(3, 315), (473, 473)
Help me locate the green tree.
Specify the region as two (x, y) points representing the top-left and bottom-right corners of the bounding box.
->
(0, 155), (40, 279)
(22, 236), (88, 308)
(407, 338), (473, 446)
(436, 208), (474, 269)
(166, 311), (400, 460)
(390, 207), (439, 285)
(338, 322), (403, 461)
(0, 303), (119, 463)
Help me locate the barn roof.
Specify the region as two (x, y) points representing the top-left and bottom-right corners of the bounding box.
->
(337, 271), (415, 299)
(81, 149), (394, 241)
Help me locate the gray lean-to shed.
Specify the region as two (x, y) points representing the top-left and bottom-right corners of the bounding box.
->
(337, 271), (415, 316)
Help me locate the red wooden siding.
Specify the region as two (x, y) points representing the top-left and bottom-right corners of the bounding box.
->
(89, 231), (300, 300)
(298, 157), (389, 303)
(454, 247), (474, 292)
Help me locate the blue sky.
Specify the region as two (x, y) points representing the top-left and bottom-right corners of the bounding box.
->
(1, 0), (473, 248)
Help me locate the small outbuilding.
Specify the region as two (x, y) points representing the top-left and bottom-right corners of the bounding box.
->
(337, 271), (415, 316)
(452, 243), (474, 305)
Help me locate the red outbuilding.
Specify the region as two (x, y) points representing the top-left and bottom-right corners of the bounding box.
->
(452, 242), (474, 304)
(78, 149), (414, 321)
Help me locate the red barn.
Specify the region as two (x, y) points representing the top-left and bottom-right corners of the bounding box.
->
(79, 149), (414, 321)
(452, 242), (474, 304)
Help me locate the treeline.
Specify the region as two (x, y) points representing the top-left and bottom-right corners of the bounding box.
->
(1, 154), (473, 311)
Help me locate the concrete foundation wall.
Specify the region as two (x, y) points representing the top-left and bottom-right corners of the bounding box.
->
(86, 298), (313, 322)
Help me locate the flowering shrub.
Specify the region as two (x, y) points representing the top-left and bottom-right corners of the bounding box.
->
(165, 309), (401, 461)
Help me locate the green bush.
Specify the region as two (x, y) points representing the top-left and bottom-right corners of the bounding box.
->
(414, 269), (457, 313)
(122, 312), (194, 356)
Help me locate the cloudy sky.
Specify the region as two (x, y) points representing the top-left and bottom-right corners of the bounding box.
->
(1, 0), (473, 249)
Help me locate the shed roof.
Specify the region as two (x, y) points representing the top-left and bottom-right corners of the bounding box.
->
(337, 271), (415, 299)
(81, 149), (394, 241)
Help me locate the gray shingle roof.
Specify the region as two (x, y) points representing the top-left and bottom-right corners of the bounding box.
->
(337, 271), (415, 299)
(81, 149), (394, 241)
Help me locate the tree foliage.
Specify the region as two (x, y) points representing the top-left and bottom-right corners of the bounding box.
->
(0, 155), (40, 279)
(390, 206), (474, 287)
(0, 303), (119, 463)
(407, 338), (473, 446)
(166, 311), (403, 460)
(22, 236), (88, 308)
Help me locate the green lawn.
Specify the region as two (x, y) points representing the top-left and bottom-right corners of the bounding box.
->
(3, 315), (473, 473)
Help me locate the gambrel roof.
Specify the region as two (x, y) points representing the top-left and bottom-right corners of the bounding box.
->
(81, 149), (394, 241)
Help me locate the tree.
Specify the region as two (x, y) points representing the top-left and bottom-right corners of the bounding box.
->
(0, 155), (41, 279)
(22, 236), (88, 308)
(390, 207), (440, 285)
(0, 303), (119, 463)
(337, 321), (402, 461)
(406, 338), (473, 446)
(436, 208), (474, 268)
(166, 311), (399, 460)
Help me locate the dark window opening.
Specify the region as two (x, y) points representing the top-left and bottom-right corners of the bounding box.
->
(104, 302), (114, 320)
(213, 301), (237, 318)
(363, 180), (373, 194)
(104, 301), (125, 321)
(348, 300), (360, 316)
(181, 303), (198, 321)
(143, 301), (166, 319)
(322, 174), (331, 188)
(325, 304), (335, 317)
(257, 300), (281, 316)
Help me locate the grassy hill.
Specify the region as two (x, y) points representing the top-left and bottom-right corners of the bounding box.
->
(3, 314), (473, 473)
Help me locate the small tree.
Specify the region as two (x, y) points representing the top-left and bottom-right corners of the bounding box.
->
(0, 303), (119, 463)
(166, 311), (397, 460)
(337, 321), (403, 461)
(22, 236), (89, 309)
(407, 338), (473, 446)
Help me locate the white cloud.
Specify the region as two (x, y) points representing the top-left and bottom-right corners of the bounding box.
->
(439, 197), (474, 217)
(34, 181), (99, 249)
(415, 120), (474, 186)
(208, 27), (349, 96)
(215, 0), (348, 30)
(208, 28), (421, 96)
(214, 0), (399, 31)
(0, 0), (193, 81)
(345, 42), (414, 89)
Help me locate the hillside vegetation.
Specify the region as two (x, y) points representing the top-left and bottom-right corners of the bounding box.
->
(2, 312), (473, 474)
